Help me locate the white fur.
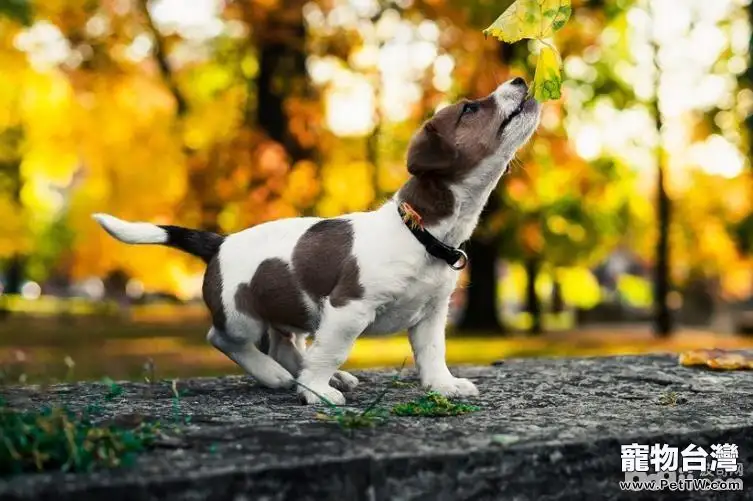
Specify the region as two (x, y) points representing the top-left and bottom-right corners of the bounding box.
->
(92, 213), (168, 244)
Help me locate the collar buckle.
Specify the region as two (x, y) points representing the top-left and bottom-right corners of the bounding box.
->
(450, 249), (469, 270)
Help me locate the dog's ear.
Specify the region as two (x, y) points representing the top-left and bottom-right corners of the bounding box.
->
(407, 121), (457, 175)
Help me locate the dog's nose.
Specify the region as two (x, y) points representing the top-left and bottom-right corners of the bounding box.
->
(511, 77), (526, 87)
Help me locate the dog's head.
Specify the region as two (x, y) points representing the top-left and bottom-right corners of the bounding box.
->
(407, 78), (540, 181)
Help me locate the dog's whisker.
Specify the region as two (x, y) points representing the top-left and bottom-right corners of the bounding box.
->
(506, 155), (524, 174)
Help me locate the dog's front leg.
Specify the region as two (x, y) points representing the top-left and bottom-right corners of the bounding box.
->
(297, 302), (373, 405)
(408, 297), (479, 398)
(272, 332), (360, 392)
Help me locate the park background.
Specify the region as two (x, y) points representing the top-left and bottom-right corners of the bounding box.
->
(1, 0), (753, 383)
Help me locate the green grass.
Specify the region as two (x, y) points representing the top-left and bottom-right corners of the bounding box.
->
(170, 379), (191, 426)
(657, 391), (684, 406)
(309, 360), (481, 426)
(0, 376), (179, 476)
(310, 361), (406, 431)
(0, 396), (157, 475)
(391, 392), (480, 417)
(1, 356), (481, 476)
(315, 406), (389, 430)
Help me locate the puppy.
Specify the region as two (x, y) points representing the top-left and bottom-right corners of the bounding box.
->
(93, 78), (541, 404)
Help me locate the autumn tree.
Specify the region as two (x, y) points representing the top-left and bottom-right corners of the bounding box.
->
(0, 3), (30, 294)
(572, 0), (752, 326)
(0, 1), (312, 296)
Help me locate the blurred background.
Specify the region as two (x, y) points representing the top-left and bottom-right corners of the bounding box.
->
(1, 0), (753, 383)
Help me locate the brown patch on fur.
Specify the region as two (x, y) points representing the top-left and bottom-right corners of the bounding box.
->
(292, 219), (364, 307)
(453, 94), (502, 176)
(202, 256), (226, 331)
(399, 176), (455, 226)
(400, 95), (504, 225)
(407, 121), (458, 175)
(408, 95), (500, 180)
(235, 258), (313, 331)
(330, 256), (365, 307)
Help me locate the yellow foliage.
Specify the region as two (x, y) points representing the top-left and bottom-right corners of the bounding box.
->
(499, 264), (601, 309)
(283, 160), (320, 209)
(0, 196), (30, 257)
(720, 264), (753, 300)
(317, 161), (375, 216)
(378, 161), (410, 194)
(617, 274), (653, 308)
(71, 224), (203, 298)
(558, 267), (601, 308)
(183, 88), (245, 150)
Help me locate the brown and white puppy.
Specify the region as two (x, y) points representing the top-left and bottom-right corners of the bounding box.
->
(93, 77), (541, 404)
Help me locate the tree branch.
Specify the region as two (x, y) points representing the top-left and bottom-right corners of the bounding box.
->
(138, 0), (188, 118)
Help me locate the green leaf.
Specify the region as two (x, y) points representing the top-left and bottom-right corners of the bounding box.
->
(483, 0), (572, 42)
(533, 44), (563, 102)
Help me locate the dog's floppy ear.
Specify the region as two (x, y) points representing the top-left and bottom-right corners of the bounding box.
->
(407, 121), (457, 175)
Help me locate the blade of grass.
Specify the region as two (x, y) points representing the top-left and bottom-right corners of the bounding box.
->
(361, 357), (408, 417)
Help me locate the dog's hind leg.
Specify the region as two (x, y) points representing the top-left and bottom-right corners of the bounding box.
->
(269, 329), (304, 377)
(207, 323), (294, 389)
(277, 333), (359, 391)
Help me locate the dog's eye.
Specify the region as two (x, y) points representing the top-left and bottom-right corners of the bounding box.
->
(462, 102), (480, 116)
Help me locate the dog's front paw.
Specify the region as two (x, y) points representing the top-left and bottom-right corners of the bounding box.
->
(424, 377), (479, 398)
(330, 370), (359, 392)
(297, 383), (346, 405)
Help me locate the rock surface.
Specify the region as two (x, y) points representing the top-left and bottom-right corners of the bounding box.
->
(2, 354), (752, 500)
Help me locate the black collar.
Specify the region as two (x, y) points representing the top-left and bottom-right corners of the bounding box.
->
(397, 202), (468, 270)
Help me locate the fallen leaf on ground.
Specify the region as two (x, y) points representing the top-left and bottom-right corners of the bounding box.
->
(678, 349), (753, 370)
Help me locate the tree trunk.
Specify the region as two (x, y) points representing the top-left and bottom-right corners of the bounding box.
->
(456, 238), (504, 333)
(551, 272), (564, 314)
(648, 11), (674, 337)
(4, 256), (24, 295)
(525, 257), (542, 335)
(255, 2), (311, 163)
(456, 189), (505, 334)
(654, 161), (672, 336)
(253, 1), (319, 217)
(1, 127), (24, 296)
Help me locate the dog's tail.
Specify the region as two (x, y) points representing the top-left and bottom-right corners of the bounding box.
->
(92, 213), (224, 264)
